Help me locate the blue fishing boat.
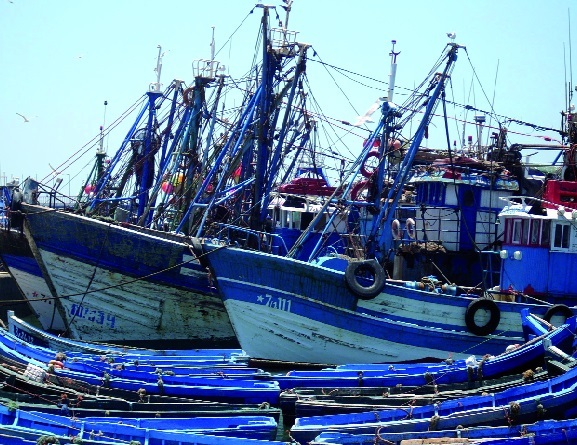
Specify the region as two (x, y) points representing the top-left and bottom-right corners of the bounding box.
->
(0, 339), (280, 405)
(16, 4), (316, 347)
(0, 407), (278, 440)
(0, 185), (66, 332)
(310, 418), (577, 445)
(289, 356), (577, 442)
(0, 405), (286, 445)
(492, 108), (577, 307)
(264, 313), (576, 389)
(200, 38), (577, 364)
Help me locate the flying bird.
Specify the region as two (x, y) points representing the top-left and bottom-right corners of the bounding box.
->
(48, 163), (62, 176)
(16, 113), (29, 122)
(353, 97), (385, 127)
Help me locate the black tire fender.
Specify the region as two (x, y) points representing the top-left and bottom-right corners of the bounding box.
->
(465, 298), (500, 336)
(344, 259), (386, 300)
(543, 304), (574, 325)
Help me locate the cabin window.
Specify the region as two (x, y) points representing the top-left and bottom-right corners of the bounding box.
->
(462, 188), (475, 207)
(416, 183), (445, 205)
(430, 183), (444, 205)
(291, 211), (301, 230)
(553, 223), (571, 249)
(522, 219), (530, 245)
(504, 219), (512, 243)
(313, 214), (327, 231)
(529, 220), (540, 245)
(541, 220), (551, 247)
(300, 212), (314, 230)
(511, 219), (524, 244)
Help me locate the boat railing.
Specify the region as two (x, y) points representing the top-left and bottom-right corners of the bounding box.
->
(212, 223), (290, 255)
(499, 195), (577, 213)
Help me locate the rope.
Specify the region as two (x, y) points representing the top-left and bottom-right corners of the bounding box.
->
(0, 238), (226, 308)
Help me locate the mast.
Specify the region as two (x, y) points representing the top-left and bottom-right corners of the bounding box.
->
(374, 43), (461, 258)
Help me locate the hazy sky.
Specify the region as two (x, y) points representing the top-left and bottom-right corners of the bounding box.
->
(1, 0), (575, 193)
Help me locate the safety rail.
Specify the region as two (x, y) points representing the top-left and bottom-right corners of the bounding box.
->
(212, 223), (290, 255)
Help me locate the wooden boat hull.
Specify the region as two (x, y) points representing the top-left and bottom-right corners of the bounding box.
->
(0, 230), (65, 331)
(203, 243), (576, 364)
(21, 204), (236, 346)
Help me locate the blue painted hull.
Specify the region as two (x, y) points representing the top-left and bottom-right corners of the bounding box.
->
(312, 418), (577, 445)
(0, 406), (284, 444)
(292, 363), (577, 441)
(203, 244), (576, 364)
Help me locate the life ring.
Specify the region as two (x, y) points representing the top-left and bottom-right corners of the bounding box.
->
(391, 219), (402, 240)
(360, 150), (380, 178)
(183, 87), (195, 105)
(351, 180), (369, 201)
(344, 259), (386, 300)
(465, 298), (500, 336)
(405, 218), (416, 239)
(543, 304), (574, 325)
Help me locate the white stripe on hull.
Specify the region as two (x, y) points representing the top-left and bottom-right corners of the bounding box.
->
(359, 288), (524, 336)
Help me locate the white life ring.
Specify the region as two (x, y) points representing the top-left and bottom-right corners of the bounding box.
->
(391, 219), (402, 240)
(406, 218), (416, 239)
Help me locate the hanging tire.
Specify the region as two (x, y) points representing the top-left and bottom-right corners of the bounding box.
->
(543, 304), (574, 325)
(345, 259), (386, 300)
(391, 219), (402, 240)
(406, 218), (416, 239)
(465, 298), (500, 336)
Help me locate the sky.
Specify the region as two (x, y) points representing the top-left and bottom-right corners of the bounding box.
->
(1, 0), (576, 195)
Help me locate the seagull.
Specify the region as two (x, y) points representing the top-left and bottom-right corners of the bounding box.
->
(447, 32), (456, 41)
(353, 97), (385, 126)
(16, 113), (29, 122)
(48, 163), (62, 176)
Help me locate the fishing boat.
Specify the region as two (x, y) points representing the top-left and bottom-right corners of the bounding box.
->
(0, 185), (66, 332)
(6, 310), (247, 362)
(0, 405), (286, 445)
(289, 355), (577, 442)
(200, 40), (577, 365)
(310, 418), (577, 445)
(16, 4), (317, 347)
(0, 340), (280, 405)
(0, 406), (279, 441)
(491, 108), (577, 310)
(259, 311), (573, 388)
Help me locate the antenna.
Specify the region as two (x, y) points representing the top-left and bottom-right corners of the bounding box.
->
(210, 26), (215, 62)
(150, 45), (164, 92)
(387, 40), (400, 102)
(569, 9), (573, 105)
(98, 100), (108, 155)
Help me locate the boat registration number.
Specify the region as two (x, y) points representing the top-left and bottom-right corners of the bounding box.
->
(257, 294), (292, 312)
(70, 304), (116, 328)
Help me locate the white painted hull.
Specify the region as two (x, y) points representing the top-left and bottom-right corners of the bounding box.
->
(7, 265), (65, 331)
(38, 250), (233, 343)
(223, 298), (462, 364)
(21, 204), (236, 345)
